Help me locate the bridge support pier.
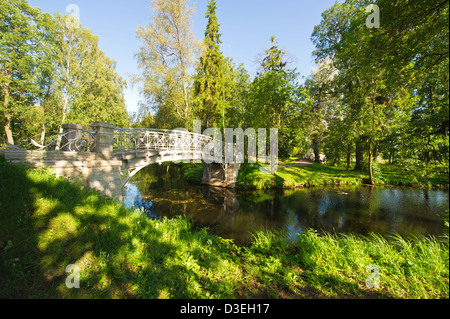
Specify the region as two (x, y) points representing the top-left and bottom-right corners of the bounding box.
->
(202, 162), (241, 188)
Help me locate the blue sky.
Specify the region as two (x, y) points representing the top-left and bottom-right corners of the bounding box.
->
(28, 0), (337, 114)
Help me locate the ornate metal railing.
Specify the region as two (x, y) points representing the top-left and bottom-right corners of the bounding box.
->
(4, 129), (96, 152)
(113, 128), (212, 153)
(3, 126), (213, 154)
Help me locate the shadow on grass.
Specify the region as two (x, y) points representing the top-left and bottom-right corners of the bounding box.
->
(0, 158), (221, 299)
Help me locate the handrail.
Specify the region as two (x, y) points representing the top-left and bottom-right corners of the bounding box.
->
(3, 127), (213, 155)
(113, 128), (212, 153)
(3, 129), (96, 152)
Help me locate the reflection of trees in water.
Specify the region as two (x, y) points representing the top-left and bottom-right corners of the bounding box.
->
(282, 188), (392, 236)
(127, 165), (449, 245)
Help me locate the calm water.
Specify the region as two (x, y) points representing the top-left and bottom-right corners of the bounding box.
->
(123, 165), (449, 245)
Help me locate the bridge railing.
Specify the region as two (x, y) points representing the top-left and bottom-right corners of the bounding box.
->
(3, 123), (214, 156)
(3, 124), (96, 152)
(113, 128), (212, 153)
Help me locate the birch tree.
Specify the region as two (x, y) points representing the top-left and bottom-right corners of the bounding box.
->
(53, 13), (128, 148)
(135, 0), (199, 127)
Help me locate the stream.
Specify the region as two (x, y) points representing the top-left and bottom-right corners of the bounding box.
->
(123, 164), (449, 245)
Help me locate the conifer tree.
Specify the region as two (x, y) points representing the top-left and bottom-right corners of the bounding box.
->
(192, 0), (226, 129)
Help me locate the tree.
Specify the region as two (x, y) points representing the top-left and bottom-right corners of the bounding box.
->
(66, 52), (129, 128)
(312, 1), (400, 183)
(222, 58), (251, 130)
(135, 0), (199, 128)
(0, 0), (53, 144)
(376, 0), (449, 171)
(248, 36), (307, 158)
(311, 0), (449, 183)
(192, 0), (227, 129)
(49, 12), (128, 148)
(304, 57), (340, 163)
(1, 0), (129, 148)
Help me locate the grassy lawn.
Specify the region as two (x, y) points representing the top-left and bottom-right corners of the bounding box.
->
(182, 157), (449, 190)
(375, 162), (449, 188)
(236, 162), (364, 189)
(0, 158), (448, 299)
(232, 159), (449, 190)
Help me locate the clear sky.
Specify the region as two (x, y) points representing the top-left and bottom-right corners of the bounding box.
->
(28, 0), (337, 114)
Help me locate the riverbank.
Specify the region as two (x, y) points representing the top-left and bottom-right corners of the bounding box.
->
(183, 159), (449, 190)
(0, 159), (448, 299)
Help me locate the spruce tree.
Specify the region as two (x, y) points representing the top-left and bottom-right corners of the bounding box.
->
(192, 0), (226, 129)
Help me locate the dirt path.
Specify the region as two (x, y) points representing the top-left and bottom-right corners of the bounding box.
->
(278, 159), (314, 167)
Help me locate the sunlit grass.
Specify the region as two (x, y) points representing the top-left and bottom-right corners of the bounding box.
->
(236, 162), (364, 189)
(0, 158), (448, 299)
(232, 160), (448, 190)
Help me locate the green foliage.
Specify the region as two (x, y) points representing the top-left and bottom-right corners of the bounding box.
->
(53, 12), (129, 129)
(0, 0), (129, 145)
(182, 162), (204, 184)
(304, 57), (340, 163)
(376, 162), (449, 188)
(440, 209), (449, 229)
(311, 0), (449, 185)
(191, 0), (228, 129)
(247, 37), (309, 158)
(0, 0), (54, 143)
(260, 36), (288, 73)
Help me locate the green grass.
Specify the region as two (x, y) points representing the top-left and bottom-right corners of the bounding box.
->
(234, 160), (449, 190)
(181, 162), (204, 184)
(0, 158), (448, 299)
(181, 158), (448, 190)
(236, 162), (365, 189)
(376, 162), (449, 188)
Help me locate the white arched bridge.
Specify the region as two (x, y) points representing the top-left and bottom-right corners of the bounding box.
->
(0, 122), (241, 200)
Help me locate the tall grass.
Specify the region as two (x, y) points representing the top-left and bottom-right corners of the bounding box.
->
(0, 158), (448, 299)
(290, 231), (449, 298)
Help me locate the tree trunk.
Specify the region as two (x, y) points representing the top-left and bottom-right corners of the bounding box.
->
(312, 135), (321, 164)
(56, 38), (73, 151)
(332, 156), (338, 166)
(372, 144), (378, 161)
(368, 144), (375, 185)
(55, 93), (69, 151)
(40, 123), (46, 146)
(354, 139), (364, 172)
(4, 114), (14, 145)
(346, 142), (352, 171)
(3, 82), (14, 145)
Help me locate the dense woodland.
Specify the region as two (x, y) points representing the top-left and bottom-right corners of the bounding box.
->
(1, 0), (449, 185)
